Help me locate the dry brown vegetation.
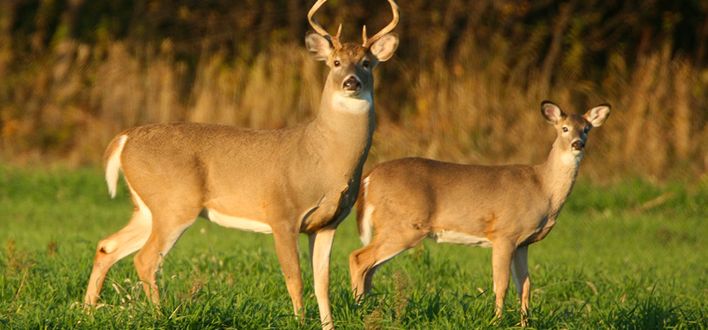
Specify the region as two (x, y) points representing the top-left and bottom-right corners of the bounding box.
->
(0, 1), (706, 181)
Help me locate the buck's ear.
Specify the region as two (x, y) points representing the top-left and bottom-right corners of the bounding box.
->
(305, 33), (333, 61)
(369, 34), (399, 62)
(541, 100), (565, 124)
(584, 104), (611, 127)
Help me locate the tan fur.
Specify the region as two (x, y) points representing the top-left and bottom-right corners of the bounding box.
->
(349, 101), (610, 327)
(84, 2), (400, 328)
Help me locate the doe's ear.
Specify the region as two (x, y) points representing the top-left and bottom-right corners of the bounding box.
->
(584, 104), (611, 127)
(541, 100), (565, 124)
(369, 34), (399, 62)
(305, 33), (333, 61)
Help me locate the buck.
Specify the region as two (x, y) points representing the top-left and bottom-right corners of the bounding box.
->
(349, 101), (610, 326)
(83, 0), (399, 328)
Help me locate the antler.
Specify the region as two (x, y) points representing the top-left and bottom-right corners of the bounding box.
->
(308, 0), (342, 49)
(362, 0), (400, 48)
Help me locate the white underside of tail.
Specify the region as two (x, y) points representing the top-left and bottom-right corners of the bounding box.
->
(106, 135), (128, 198)
(359, 176), (374, 245)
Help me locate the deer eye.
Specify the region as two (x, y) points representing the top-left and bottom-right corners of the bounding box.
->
(333, 60), (341, 67)
(562, 127), (569, 133)
(362, 60), (370, 69)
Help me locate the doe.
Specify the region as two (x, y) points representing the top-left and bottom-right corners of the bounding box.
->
(349, 101), (610, 326)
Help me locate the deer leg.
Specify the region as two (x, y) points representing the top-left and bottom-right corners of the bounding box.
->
(349, 244), (379, 301)
(133, 212), (196, 305)
(84, 210), (151, 305)
(512, 245), (530, 327)
(309, 228), (336, 330)
(349, 237), (421, 301)
(273, 228), (305, 319)
(492, 240), (515, 321)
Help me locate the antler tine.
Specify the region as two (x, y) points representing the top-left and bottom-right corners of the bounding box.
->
(335, 24), (342, 40)
(307, 0), (342, 48)
(362, 0), (400, 47)
(361, 25), (368, 47)
(307, 0), (330, 37)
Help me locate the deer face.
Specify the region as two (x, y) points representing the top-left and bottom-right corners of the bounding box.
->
(306, 35), (398, 98)
(541, 101), (611, 157)
(305, 0), (399, 99)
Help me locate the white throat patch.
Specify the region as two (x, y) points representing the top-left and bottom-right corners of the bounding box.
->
(561, 151), (583, 166)
(332, 92), (372, 114)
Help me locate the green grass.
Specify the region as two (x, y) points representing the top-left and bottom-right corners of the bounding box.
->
(0, 166), (706, 329)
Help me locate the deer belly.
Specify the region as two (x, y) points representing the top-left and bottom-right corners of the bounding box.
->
(206, 209), (272, 234)
(431, 230), (492, 248)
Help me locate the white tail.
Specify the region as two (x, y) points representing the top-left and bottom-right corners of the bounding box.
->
(357, 176), (374, 245)
(104, 135), (128, 198)
(84, 1), (400, 329)
(349, 101), (611, 327)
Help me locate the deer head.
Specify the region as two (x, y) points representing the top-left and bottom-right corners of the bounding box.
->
(305, 0), (399, 100)
(541, 101), (611, 159)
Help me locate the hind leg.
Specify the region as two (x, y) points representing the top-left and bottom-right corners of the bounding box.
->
(84, 210), (151, 305)
(133, 208), (198, 304)
(349, 233), (425, 301)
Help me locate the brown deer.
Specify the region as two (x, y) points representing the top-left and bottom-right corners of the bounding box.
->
(349, 101), (610, 326)
(83, 0), (399, 328)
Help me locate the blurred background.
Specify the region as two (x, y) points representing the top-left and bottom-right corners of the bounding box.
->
(0, 0), (706, 182)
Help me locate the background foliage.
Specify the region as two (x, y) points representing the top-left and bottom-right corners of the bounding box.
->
(0, 0), (706, 180)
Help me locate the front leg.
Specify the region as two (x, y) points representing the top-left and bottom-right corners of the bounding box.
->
(492, 239), (515, 321)
(511, 245), (531, 327)
(273, 228), (304, 319)
(309, 228), (336, 330)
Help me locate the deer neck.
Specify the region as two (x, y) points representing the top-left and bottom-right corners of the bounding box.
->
(305, 79), (375, 176)
(535, 139), (582, 217)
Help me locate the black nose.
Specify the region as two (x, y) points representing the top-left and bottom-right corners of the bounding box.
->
(343, 76), (361, 91)
(571, 140), (585, 151)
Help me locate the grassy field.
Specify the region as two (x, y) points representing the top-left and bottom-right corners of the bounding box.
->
(0, 166), (706, 329)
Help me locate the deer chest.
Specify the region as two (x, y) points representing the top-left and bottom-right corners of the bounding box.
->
(520, 217), (557, 245)
(301, 177), (360, 232)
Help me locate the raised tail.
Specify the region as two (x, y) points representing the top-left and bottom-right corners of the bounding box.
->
(357, 175), (374, 245)
(103, 135), (128, 198)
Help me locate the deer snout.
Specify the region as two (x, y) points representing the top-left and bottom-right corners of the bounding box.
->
(342, 75), (362, 92)
(571, 140), (585, 151)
